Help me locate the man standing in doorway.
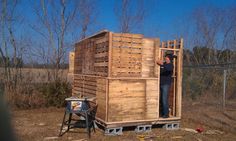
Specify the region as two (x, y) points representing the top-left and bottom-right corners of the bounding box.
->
(156, 54), (174, 118)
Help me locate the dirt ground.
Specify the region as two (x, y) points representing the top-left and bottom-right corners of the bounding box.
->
(11, 100), (236, 141)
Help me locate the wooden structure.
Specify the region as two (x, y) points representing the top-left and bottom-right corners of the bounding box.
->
(67, 52), (75, 83)
(72, 30), (183, 129)
(69, 52), (75, 73)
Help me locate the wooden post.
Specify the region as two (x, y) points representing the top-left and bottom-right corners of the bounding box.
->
(223, 69), (227, 110)
(108, 32), (113, 77)
(154, 38), (160, 77)
(172, 40), (177, 116)
(106, 78), (109, 122)
(176, 38), (183, 117)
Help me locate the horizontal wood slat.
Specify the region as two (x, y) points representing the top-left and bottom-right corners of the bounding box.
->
(72, 30), (183, 127)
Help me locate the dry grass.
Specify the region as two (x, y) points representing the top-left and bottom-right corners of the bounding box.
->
(0, 68), (68, 83)
(11, 99), (236, 141)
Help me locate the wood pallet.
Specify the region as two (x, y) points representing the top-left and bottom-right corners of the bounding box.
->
(72, 30), (184, 129)
(74, 31), (145, 77)
(73, 74), (159, 122)
(74, 32), (109, 76)
(111, 33), (143, 77)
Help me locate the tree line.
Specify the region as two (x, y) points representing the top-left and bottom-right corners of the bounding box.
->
(0, 0), (236, 107)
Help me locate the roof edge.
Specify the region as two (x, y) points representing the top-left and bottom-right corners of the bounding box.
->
(75, 29), (110, 43)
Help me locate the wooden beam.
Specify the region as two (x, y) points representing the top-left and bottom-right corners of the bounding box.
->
(108, 32), (113, 77)
(159, 48), (180, 51)
(105, 78), (109, 122)
(173, 40), (177, 116)
(107, 77), (158, 80)
(154, 38), (160, 77)
(176, 38), (183, 117)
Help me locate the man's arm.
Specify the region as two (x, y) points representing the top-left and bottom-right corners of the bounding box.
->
(156, 59), (163, 65)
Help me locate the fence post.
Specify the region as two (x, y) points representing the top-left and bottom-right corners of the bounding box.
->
(223, 69), (227, 110)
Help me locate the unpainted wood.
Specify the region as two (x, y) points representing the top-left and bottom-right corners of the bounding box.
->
(142, 39), (155, 77)
(153, 38), (160, 77)
(108, 79), (146, 122)
(96, 78), (107, 121)
(69, 52), (75, 73)
(145, 79), (159, 119)
(72, 31), (183, 128)
(176, 38), (183, 117)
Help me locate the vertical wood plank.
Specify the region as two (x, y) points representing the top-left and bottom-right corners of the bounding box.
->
(105, 78), (109, 122)
(176, 38), (183, 117)
(108, 32), (113, 77)
(154, 38), (160, 77)
(173, 40), (177, 116)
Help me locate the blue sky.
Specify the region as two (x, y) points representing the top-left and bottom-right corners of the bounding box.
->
(17, 0), (236, 41)
(7, 0), (236, 63)
(95, 0), (236, 40)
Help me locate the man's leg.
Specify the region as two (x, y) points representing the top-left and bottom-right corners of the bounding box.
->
(161, 85), (170, 118)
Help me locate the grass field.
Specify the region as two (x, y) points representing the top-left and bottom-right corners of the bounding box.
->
(1, 68), (236, 140)
(11, 99), (236, 141)
(0, 68), (68, 83)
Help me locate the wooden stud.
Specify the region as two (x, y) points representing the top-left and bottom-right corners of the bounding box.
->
(72, 31), (183, 128)
(176, 38), (183, 117)
(105, 78), (109, 122)
(173, 40), (177, 116)
(154, 38), (160, 77)
(108, 32), (113, 77)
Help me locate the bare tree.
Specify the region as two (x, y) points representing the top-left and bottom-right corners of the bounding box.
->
(30, 0), (79, 81)
(0, 0), (25, 103)
(221, 6), (236, 61)
(30, 0), (98, 81)
(114, 0), (145, 33)
(77, 0), (97, 39)
(190, 6), (225, 64)
(189, 5), (236, 65)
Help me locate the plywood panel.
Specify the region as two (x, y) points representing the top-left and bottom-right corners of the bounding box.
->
(108, 79), (146, 122)
(96, 78), (106, 121)
(142, 39), (155, 77)
(145, 79), (159, 119)
(154, 38), (160, 77)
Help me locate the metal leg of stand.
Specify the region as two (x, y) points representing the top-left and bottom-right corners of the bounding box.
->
(85, 112), (90, 138)
(67, 113), (72, 131)
(59, 110), (67, 136)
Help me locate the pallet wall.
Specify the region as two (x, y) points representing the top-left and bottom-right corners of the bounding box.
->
(74, 32), (109, 76)
(73, 74), (107, 121)
(72, 30), (183, 126)
(141, 38), (160, 77)
(74, 32), (145, 77)
(108, 78), (159, 122)
(111, 33), (143, 77)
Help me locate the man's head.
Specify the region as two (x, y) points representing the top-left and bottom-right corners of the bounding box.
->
(164, 54), (173, 63)
(165, 54), (177, 63)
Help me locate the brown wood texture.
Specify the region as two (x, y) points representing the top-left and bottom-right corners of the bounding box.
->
(154, 38), (160, 77)
(108, 79), (145, 122)
(142, 39), (155, 77)
(72, 31), (183, 127)
(73, 74), (107, 120)
(69, 52), (75, 73)
(176, 38), (183, 117)
(145, 79), (159, 119)
(110, 33), (143, 77)
(74, 32), (109, 76)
